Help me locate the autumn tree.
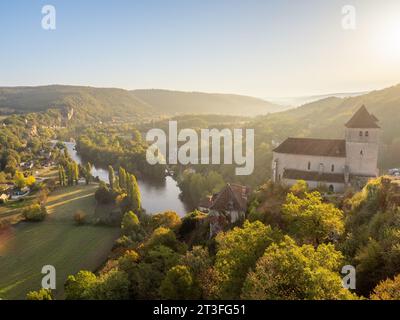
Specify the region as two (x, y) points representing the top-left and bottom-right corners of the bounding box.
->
(212, 220), (279, 299)
(160, 265), (200, 299)
(118, 167), (127, 191)
(282, 191), (344, 245)
(127, 173), (141, 212)
(26, 288), (53, 300)
(370, 274), (400, 300)
(241, 236), (357, 300)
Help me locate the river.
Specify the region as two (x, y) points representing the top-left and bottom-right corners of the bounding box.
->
(62, 141), (191, 217)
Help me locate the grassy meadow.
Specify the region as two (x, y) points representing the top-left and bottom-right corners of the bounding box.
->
(0, 184), (120, 300)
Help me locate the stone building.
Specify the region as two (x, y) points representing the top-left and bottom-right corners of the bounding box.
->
(272, 105), (380, 192)
(198, 183), (251, 237)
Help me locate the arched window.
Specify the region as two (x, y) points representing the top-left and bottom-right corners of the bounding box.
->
(360, 150), (364, 156)
(365, 131), (369, 137)
(331, 164), (335, 172)
(359, 131), (363, 137)
(308, 162), (311, 170)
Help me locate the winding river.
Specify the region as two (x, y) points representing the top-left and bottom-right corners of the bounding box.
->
(63, 142), (191, 217)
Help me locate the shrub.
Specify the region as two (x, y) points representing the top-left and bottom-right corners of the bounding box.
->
(26, 288), (53, 300)
(74, 210), (87, 225)
(22, 204), (47, 222)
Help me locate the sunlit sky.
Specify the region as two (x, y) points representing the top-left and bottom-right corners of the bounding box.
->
(0, 0), (400, 97)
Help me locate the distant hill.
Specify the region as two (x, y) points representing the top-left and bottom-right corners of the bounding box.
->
(267, 91), (369, 107)
(131, 89), (284, 116)
(0, 86), (285, 120)
(0, 85), (154, 121)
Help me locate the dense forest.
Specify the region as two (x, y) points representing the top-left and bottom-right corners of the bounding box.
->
(26, 177), (400, 300)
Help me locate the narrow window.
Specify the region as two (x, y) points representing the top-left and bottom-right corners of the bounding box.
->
(359, 131), (363, 137)
(331, 164), (335, 172)
(308, 162), (311, 170)
(365, 131), (369, 137)
(360, 150), (364, 156)
(329, 185), (334, 193)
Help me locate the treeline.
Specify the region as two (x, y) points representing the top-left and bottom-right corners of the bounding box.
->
(75, 127), (165, 181)
(178, 170), (225, 205)
(94, 166), (141, 216)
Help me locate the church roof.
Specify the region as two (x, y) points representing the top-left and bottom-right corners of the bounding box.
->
(273, 138), (346, 158)
(283, 169), (345, 183)
(345, 105), (380, 129)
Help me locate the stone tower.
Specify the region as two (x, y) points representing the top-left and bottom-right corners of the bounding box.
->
(345, 105), (380, 178)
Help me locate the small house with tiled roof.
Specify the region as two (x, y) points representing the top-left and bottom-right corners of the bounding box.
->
(199, 183), (251, 237)
(272, 105), (380, 192)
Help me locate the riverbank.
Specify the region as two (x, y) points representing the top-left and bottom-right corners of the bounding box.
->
(62, 141), (192, 216)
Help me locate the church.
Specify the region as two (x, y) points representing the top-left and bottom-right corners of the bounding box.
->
(272, 105), (380, 192)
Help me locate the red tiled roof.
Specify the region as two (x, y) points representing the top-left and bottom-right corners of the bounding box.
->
(209, 183), (250, 212)
(345, 105), (380, 129)
(283, 169), (345, 183)
(273, 138), (346, 158)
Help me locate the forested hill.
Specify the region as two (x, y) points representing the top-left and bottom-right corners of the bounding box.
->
(255, 84), (400, 141)
(0, 86), (284, 120)
(131, 89), (285, 116)
(0, 86), (154, 121)
(250, 83), (400, 169)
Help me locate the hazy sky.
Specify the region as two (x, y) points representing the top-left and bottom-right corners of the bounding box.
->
(0, 0), (400, 97)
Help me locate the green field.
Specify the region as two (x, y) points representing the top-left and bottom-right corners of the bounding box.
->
(0, 184), (120, 300)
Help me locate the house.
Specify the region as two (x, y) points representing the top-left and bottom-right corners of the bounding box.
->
(0, 193), (10, 203)
(20, 161), (34, 170)
(272, 105), (380, 192)
(198, 183), (251, 237)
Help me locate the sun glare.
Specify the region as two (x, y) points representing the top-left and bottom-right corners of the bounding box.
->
(374, 17), (400, 62)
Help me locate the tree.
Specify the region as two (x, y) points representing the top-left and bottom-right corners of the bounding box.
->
(14, 171), (26, 189)
(152, 211), (181, 230)
(83, 162), (92, 185)
(241, 236), (357, 300)
(212, 221), (279, 299)
(121, 211), (145, 241)
(73, 162), (79, 185)
(65, 269), (129, 300)
(90, 269), (130, 300)
(282, 191), (344, 245)
(118, 167), (127, 191)
(95, 181), (114, 204)
(134, 245), (181, 299)
(289, 180), (309, 197)
(144, 227), (186, 254)
(58, 165), (66, 186)
(22, 204), (47, 221)
(108, 165), (115, 191)
(25, 175), (36, 187)
(160, 265), (200, 299)
(65, 270), (97, 300)
(371, 274), (400, 300)
(127, 173), (141, 212)
(26, 288), (53, 300)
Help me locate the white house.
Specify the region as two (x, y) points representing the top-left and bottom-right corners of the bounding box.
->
(272, 105), (380, 192)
